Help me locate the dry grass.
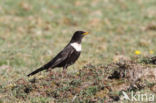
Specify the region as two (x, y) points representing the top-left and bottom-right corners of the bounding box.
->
(1, 59), (156, 102)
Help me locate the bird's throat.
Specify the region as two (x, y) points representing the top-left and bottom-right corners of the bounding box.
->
(70, 42), (81, 52)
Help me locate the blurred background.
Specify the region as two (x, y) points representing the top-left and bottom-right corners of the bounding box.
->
(0, 0), (156, 100)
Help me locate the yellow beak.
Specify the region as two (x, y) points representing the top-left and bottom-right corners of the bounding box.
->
(83, 32), (89, 35)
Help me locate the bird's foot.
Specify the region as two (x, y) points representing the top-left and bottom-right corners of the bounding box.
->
(48, 69), (54, 77)
(61, 69), (67, 78)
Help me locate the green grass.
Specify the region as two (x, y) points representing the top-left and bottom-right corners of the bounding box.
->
(0, 0), (156, 102)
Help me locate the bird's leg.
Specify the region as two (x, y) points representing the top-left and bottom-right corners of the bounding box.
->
(47, 68), (53, 77)
(63, 66), (67, 75)
(62, 66), (67, 78)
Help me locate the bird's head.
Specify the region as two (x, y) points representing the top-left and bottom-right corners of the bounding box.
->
(70, 31), (88, 43)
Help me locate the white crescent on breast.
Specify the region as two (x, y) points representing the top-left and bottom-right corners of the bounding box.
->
(70, 43), (81, 52)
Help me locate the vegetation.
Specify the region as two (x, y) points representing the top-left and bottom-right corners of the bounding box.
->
(0, 0), (156, 102)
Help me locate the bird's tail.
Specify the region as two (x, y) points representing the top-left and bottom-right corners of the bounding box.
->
(27, 61), (53, 76)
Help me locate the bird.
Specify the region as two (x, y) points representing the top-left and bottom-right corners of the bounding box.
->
(27, 31), (88, 76)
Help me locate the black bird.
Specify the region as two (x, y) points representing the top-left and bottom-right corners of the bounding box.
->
(27, 31), (88, 76)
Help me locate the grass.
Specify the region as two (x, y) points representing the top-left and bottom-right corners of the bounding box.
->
(0, 0), (156, 102)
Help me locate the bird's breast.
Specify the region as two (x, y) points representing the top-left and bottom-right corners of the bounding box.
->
(70, 42), (81, 52)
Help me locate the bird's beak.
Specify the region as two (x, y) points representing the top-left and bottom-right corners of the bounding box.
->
(82, 32), (89, 35)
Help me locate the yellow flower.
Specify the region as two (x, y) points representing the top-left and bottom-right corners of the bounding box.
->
(150, 50), (154, 54)
(76, 71), (80, 75)
(135, 50), (141, 55)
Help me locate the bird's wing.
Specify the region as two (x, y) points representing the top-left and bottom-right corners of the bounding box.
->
(27, 45), (74, 76)
(50, 45), (74, 68)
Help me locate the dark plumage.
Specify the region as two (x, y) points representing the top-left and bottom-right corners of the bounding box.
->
(27, 31), (88, 76)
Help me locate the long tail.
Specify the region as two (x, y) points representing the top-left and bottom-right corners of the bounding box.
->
(27, 61), (53, 76)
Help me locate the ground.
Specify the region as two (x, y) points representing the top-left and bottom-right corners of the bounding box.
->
(0, 0), (156, 102)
